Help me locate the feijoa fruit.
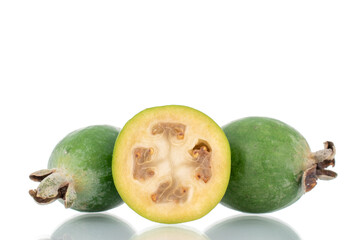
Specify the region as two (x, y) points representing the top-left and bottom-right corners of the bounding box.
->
(221, 117), (337, 213)
(112, 105), (231, 223)
(29, 125), (123, 212)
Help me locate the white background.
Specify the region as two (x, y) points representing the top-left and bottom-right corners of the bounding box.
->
(1, 1), (359, 239)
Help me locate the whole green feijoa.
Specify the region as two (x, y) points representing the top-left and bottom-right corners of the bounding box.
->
(29, 125), (123, 212)
(221, 117), (337, 213)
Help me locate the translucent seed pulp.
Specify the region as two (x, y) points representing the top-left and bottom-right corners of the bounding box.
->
(131, 122), (213, 204)
(190, 141), (212, 183)
(133, 147), (156, 181)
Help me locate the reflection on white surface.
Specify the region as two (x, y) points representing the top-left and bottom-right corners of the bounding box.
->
(131, 226), (209, 240)
(50, 213), (135, 240)
(206, 215), (300, 240)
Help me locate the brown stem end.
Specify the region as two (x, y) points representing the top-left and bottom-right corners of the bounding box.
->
(29, 169), (76, 208)
(303, 141), (337, 193)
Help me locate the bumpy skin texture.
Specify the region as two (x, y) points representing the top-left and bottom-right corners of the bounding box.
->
(48, 125), (122, 211)
(221, 117), (310, 213)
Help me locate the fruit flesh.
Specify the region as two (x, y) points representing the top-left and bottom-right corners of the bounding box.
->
(221, 117), (336, 213)
(112, 105), (231, 223)
(29, 125), (123, 212)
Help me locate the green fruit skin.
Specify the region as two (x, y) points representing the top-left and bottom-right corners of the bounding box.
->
(48, 125), (122, 212)
(221, 117), (310, 213)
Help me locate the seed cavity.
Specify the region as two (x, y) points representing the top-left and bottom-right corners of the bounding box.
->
(151, 122), (186, 140)
(133, 147), (156, 181)
(189, 139), (212, 183)
(134, 123), (212, 204)
(151, 181), (189, 204)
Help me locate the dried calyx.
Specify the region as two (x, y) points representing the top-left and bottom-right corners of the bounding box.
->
(303, 141), (337, 192)
(29, 169), (76, 208)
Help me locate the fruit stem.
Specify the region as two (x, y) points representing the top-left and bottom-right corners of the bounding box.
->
(29, 168), (76, 208)
(302, 141), (337, 192)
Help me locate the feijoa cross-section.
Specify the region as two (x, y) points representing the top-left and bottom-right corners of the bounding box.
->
(112, 105), (231, 223)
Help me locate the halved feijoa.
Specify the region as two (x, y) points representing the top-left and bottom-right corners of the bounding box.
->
(112, 105), (231, 223)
